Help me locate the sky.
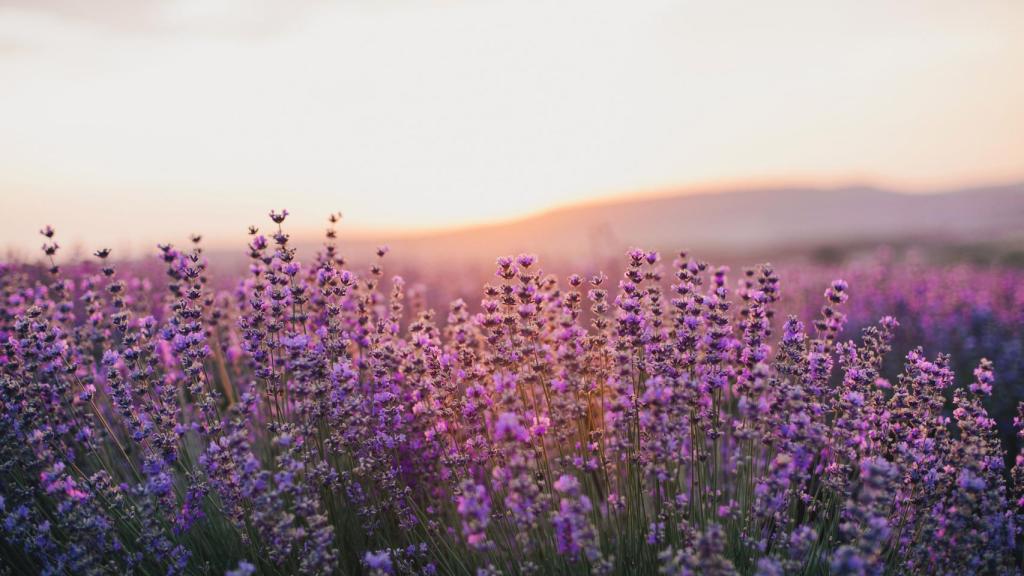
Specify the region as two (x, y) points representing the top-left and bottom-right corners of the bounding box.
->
(1, 0), (1022, 256)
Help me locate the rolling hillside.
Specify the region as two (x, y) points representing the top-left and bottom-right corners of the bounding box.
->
(312, 182), (1024, 265)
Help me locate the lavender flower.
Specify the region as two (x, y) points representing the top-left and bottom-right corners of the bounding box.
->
(0, 211), (1020, 575)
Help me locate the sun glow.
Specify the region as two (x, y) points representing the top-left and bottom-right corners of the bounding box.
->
(0, 0), (1022, 254)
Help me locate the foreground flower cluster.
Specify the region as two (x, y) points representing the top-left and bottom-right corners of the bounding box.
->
(1, 212), (1022, 575)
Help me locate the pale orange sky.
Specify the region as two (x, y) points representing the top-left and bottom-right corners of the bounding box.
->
(1, 0), (1022, 256)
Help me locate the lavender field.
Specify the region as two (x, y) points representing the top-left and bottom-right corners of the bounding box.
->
(4, 0), (1024, 572)
(2, 211), (1023, 575)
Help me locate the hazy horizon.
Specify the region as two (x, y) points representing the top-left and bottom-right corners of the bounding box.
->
(4, 178), (1021, 264)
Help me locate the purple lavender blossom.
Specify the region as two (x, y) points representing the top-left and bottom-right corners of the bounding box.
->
(0, 212), (1021, 575)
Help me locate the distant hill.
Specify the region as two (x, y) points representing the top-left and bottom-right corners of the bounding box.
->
(301, 182), (1024, 266)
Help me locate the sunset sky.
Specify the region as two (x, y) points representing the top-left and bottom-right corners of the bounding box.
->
(1, 0), (1022, 255)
